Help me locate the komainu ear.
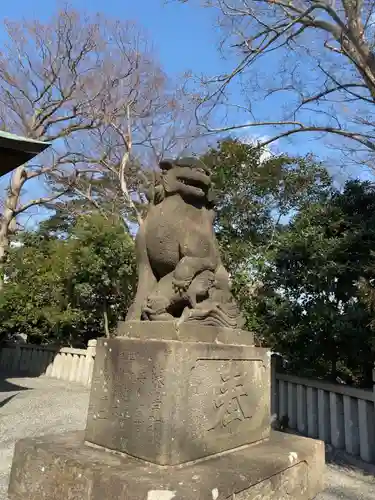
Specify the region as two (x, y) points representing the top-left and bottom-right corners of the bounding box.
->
(159, 159), (174, 171)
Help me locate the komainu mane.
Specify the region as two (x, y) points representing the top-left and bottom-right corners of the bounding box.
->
(126, 157), (245, 329)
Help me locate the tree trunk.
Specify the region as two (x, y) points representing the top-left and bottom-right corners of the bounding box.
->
(330, 353), (338, 382)
(103, 302), (110, 338)
(0, 166), (26, 291)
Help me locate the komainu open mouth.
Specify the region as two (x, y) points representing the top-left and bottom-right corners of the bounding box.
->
(176, 168), (211, 192)
(178, 176), (208, 189)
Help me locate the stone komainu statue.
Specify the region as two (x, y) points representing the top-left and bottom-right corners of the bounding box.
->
(126, 157), (245, 329)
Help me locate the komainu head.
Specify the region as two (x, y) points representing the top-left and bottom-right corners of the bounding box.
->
(151, 156), (215, 206)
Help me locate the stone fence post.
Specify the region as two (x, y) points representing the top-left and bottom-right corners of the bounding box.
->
(86, 339), (97, 386)
(271, 354), (284, 418)
(271, 355), (277, 416)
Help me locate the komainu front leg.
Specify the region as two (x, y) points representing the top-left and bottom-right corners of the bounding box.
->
(142, 272), (185, 321)
(172, 256), (217, 295)
(142, 295), (175, 321)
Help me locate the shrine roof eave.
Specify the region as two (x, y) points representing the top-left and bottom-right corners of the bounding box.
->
(0, 131), (51, 177)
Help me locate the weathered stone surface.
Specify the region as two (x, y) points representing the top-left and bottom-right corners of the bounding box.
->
(84, 337), (270, 465)
(8, 430), (325, 500)
(117, 320), (254, 345)
(125, 157), (245, 329)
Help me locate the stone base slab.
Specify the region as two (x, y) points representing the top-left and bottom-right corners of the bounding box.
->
(117, 321), (254, 345)
(8, 431), (325, 500)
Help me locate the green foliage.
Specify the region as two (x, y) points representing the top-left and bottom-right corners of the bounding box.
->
(201, 138), (333, 334)
(202, 138), (331, 270)
(257, 180), (375, 387)
(0, 213), (136, 346)
(202, 139), (375, 387)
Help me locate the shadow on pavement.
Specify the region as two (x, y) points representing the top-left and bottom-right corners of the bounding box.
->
(325, 446), (375, 478)
(278, 427), (375, 479)
(0, 378), (30, 393)
(0, 394), (17, 409)
(0, 377), (30, 410)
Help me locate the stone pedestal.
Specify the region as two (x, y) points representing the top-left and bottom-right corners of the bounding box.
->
(8, 322), (325, 499)
(85, 336), (270, 465)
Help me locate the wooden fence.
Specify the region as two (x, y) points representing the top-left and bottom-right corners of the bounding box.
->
(1, 341), (375, 463)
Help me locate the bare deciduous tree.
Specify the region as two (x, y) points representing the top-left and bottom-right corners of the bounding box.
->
(61, 54), (205, 230)
(0, 6), (198, 286)
(176, 0), (375, 164)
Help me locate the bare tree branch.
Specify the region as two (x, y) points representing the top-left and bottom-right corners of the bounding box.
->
(175, 0), (375, 163)
(0, 7), (200, 285)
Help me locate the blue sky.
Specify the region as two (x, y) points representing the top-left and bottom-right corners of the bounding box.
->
(0, 0), (311, 152)
(1, 1), (223, 76)
(0, 0), (373, 227)
(0, 0), (230, 226)
(0, 0), (370, 161)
